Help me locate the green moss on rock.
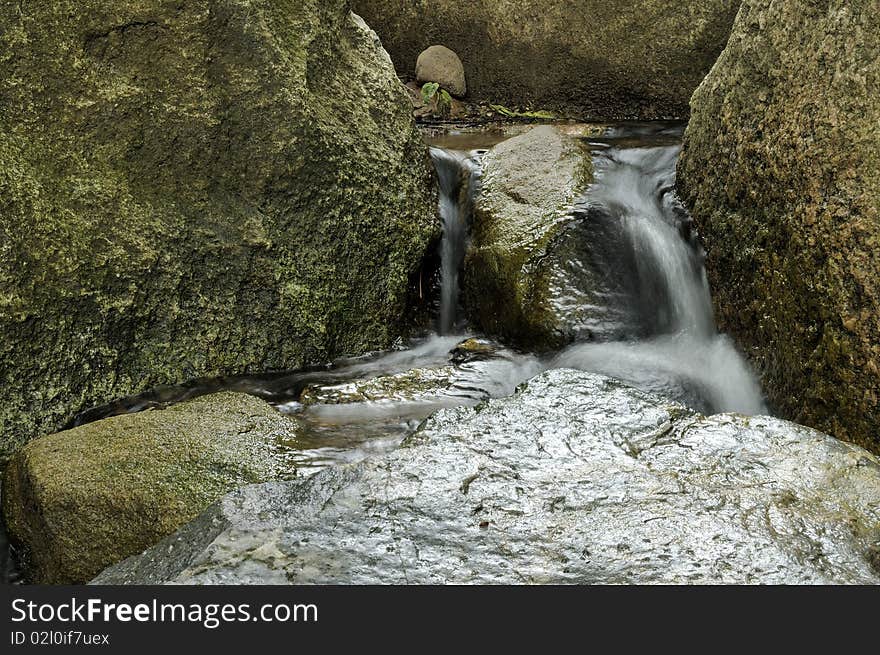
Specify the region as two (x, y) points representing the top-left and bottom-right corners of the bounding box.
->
(351, 0), (741, 119)
(0, 0), (439, 461)
(462, 125), (593, 350)
(678, 0), (880, 454)
(2, 392), (300, 584)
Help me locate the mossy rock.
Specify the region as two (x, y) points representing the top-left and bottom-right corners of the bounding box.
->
(2, 392), (300, 584)
(678, 0), (880, 454)
(351, 0), (741, 120)
(461, 125), (594, 350)
(0, 0), (439, 462)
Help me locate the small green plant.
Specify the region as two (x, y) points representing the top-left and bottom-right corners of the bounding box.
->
(437, 89), (452, 116)
(420, 82), (440, 104)
(490, 104), (557, 120)
(420, 82), (453, 118)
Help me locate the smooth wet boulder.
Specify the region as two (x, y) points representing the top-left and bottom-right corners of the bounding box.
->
(94, 369), (880, 585)
(462, 125), (595, 349)
(2, 392), (300, 584)
(0, 0), (438, 461)
(351, 1), (741, 119)
(416, 45), (467, 97)
(677, 0), (880, 454)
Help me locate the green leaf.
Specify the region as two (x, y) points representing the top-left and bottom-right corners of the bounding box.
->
(421, 82), (439, 104)
(489, 104), (516, 117)
(437, 89), (452, 116)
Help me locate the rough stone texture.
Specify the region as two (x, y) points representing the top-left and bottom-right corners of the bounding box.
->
(2, 392), (300, 584)
(415, 45), (467, 97)
(351, 0), (741, 119)
(0, 0), (438, 461)
(94, 369), (880, 585)
(677, 0), (880, 454)
(462, 126), (594, 349)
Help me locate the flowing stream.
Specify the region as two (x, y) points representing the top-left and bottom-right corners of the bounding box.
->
(430, 147), (480, 334)
(553, 133), (766, 415)
(72, 121), (765, 459)
(68, 122), (767, 460)
(1, 122), (767, 583)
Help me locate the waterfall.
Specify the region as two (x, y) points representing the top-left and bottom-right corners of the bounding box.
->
(587, 146), (715, 337)
(429, 147), (480, 335)
(556, 143), (766, 415)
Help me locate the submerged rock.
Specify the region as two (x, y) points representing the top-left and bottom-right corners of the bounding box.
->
(677, 0), (880, 454)
(3, 392), (300, 584)
(351, 1), (741, 119)
(299, 366), (460, 406)
(0, 0), (438, 461)
(449, 337), (497, 364)
(416, 45), (467, 97)
(298, 337), (537, 407)
(462, 125), (595, 349)
(94, 370), (880, 585)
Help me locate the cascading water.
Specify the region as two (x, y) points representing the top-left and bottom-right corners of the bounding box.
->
(55, 125), (766, 444)
(429, 147), (480, 335)
(0, 125), (774, 585)
(3, 126), (765, 585)
(554, 139), (766, 415)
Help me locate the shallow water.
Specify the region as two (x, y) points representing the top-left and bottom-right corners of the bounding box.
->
(269, 334), (543, 476)
(65, 121), (766, 472)
(2, 121), (768, 583)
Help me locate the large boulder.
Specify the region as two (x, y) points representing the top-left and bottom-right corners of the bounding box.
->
(351, 0), (741, 119)
(2, 392), (299, 584)
(677, 0), (880, 454)
(0, 0), (438, 461)
(462, 125), (594, 349)
(94, 369), (880, 585)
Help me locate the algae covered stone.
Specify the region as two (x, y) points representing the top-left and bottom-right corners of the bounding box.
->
(677, 0), (880, 453)
(2, 392), (300, 584)
(462, 125), (594, 349)
(0, 0), (438, 461)
(352, 0), (740, 119)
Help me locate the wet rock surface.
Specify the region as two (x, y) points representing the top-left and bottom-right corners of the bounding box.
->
(462, 125), (595, 349)
(279, 336), (543, 475)
(3, 392), (300, 584)
(95, 370), (880, 585)
(0, 0), (437, 461)
(678, 0), (880, 454)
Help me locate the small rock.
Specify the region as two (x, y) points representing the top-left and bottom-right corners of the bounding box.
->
(416, 45), (466, 97)
(449, 338), (497, 364)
